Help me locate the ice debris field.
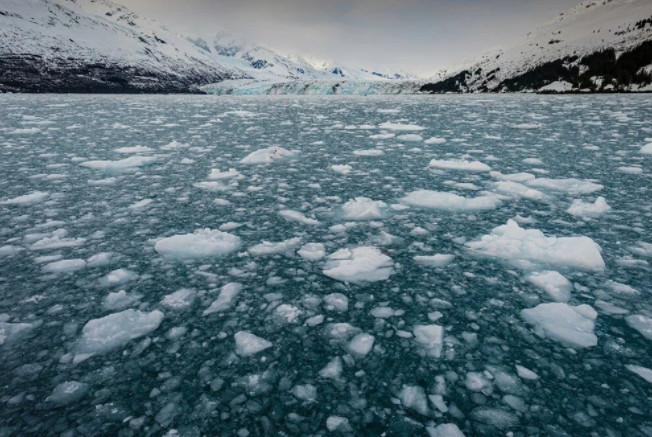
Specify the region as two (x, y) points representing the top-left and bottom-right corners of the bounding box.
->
(0, 94), (650, 436)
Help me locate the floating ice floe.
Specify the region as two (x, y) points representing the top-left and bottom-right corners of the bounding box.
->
(427, 423), (466, 437)
(298, 243), (326, 261)
(413, 254), (455, 268)
(340, 197), (388, 220)
(204, 283), (243, 315)
(401, 190), (501, 212)
(319, 356), (343, 379)
(234, 331), (272, 357)
(30, 233), (86, 250)
(424, 137), (446, 144)
(74, 309), (164, 362)
(240, 146), (296, 164)
(567, 197), (611, 218)
(526, 177), (602, 194)
(378, 122), (425, 131)
(625, 364), (652, 384)
(248, 237), (301, 256)
(114, 145), (153, 154)
(397, 134), (423, 142)
(413, 324), (443, 358)
(429, 159), (491, 172)
(625, 314), (652, 341)
(640, 142), (652, 154)
(512, 123), (542, 129)
(493, 181), (543, 201)
(369, 133), (396, 140)
(208, 168), (240, 180)
(193, 181), (232, 192)
(129, 199), (153, 210)
(399, 385), (429, 415)
(0, 322), (34, 347)
(79, 156), (157, 171)
(42, 258), (86, 273)
(160, 289), (196, 310)
(1, 191), (49, 205)
(102, 290), (142, 311)
(526, 271), (572, 302)
(279, 209), (319, 225)
(471, 407), (519, 430)
(101, 268), (138, 286)
(353, 149), (384, 156)
(331, 164), (352, 175)
(326, 416), (352, 432)
(323, 246), (393, 284)
(155, 229), (240, 260)
(46, 381), (89, 406)
(323, 293), (349, 312)
(521, 303), (597, 348)
(160, 140), (188, 150)
(466, 219), (605, 271)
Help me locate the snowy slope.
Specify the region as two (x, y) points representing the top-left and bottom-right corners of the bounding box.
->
(423, 0), (652, 93)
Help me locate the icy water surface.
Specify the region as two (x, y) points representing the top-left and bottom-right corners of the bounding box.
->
(0, 94), (650, 436)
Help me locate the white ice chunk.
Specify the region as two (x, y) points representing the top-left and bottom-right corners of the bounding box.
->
(298, 243), (326, 261)
(248, 237), (301, 256)
(79, 156), (157, 171)
(400, 385), (429, 415)
(75, 309), (164, 361)
(401, 190), (501, 212)
(279, 209), (319, 225)
(521, 303), (597, 348)
(625, 315), (652, 341)
(625, 364), (652, 384)
(323, 246), (393, 284)
(102, 290), (142, 311)
(234, 331), (273, 357)
(397, 134), (423, 142)
(526, 271), (572, 302)
(273, 304), (303, 324)
(466, 219), (605, 271)
(240, 147), (296, 164)
(114, 145), (153, 154)
(160, 289), (196, 310)
(353, 149), (384, 156)
(347, 333), (375, 359)
(525, 178), (602, 194)
(414, 254), (455, 268)
(429, 159), (491, 172)
(640, 142), (652, 154)
(46, 381), (89, 406)
(427, 423), (466, 437)
(319, 356), (343, 379)
(155, 229), (240, 260)
(323, 293), (349, 312)
(193, 181), (231, 192)
(378, 122), (425, 131)
(2, 191), (49, 205)
(326, 416), (352, 432)
(291, 384), (317, 403)
(567, 197), (611, 218)
(424, 137), (447, 145)
(101, 269), (138, 286)
(129, 199), (153, 210)
(493, 181), (543, 201)
(515, 365), (538, 380)
(341, 197), (388, 221)
(208, 168), (240, 180)
(203, 283), (243, 315)
(42, 258), (86, 273)
(413, 324), (444, 358)
(0, 322), (33, 346)
(331, 164), (352, 175)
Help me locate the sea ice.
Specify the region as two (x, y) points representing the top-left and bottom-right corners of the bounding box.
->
(353, 149), (384, 156)
(298, 243), (326, 261)
(399, 385), (429, 415)
(340, 197), (388, 220)
(46, 381), (89, 406)
(424, 137), (447, 144)
(466, 219), (605, 271)
(640, 142), (652, 154)
(42, 258), (86, 273)
(567, 197), (611, 218)
(279, 209), (319, 225)
(401, 190), (501, 212)
(203, 283), (243, 315)
(525, 177), (602, 194)
(521, 303), (598, 348)
(102, 290), (142, 311)
(1, 191), (49, 205)
(160, 289), (196, 310)
(625, 315), (652, 341)
(234, 331), (273, 356)
(79, 156), (157, 171)
(347, 333), (375, 359)
(240, 147), (296, 164)
(114, 145), (153, 154)
(248, 237), (301, 256)
(428, 159), (491, 172)
(319, 356), (343, 379)
(323, 293), (349, 312)
(326, 416), (352, 432)
(526, 271), (572, 302)
(625, 364), (652, 384)
(208, 168), (240, 180)
(427, 423), (466, 437)
(493, 181), (543, 200)
(378, 122), (425, 131)
(397, 134), (423, 142)
(414, 254), (455, 268)
(75, 309), (164, 361)
(0, 322), (34, 346)
(331, 164), (352, 174)
(413, 324), (444, 358)
(155, 229), (241, 260)
(323, 246), (393, 284)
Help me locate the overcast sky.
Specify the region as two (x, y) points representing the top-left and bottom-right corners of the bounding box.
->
(116, 0), (580, 76)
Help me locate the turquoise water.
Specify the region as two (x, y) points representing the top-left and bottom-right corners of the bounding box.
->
(0, 94), (650, 436)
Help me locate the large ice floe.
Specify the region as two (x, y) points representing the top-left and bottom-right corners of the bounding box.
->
(1, 191), (49, 205)
(79, 156), (157, 171)
(340, 197), (389, 220)
(240, 146), (296, 164)
(323, 246), (393, 284)
(567, 197), (611, 218)
(525, 271), (572, 302)
(428, 159), (491, 172)
(74, 309), (164, 362)
(401, 190), (501, 212)
(521, 303), (598, 348)
(234, 331), (273, 356)
(466, 220), (605, 271)
(154, 229), (241, 260)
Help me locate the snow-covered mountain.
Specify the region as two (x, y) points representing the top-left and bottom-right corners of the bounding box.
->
(422, 0), (652, 93)
(0, 0), (406, 93)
